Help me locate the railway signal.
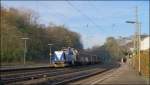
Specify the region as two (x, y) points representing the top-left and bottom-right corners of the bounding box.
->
(48, 44), (53, 64)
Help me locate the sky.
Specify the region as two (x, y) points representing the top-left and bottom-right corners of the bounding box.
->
(1, 1), (149, 49)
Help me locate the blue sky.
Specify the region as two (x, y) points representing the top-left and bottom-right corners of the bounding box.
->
(1, 1), (149, 49)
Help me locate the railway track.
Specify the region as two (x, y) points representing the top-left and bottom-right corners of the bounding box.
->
(0, 64), (120, 85)
(51, 68), (109, 85)
(48, 64), (120, 85)
(1, 66), (54, 75)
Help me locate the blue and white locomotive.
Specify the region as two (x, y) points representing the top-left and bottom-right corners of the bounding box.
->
(51, 47), (77, 67)
(51, 47), (100, 67)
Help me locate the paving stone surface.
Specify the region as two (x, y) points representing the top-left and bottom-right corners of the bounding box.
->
(69, 63), (149, 85)
(98, 64), (148, 84)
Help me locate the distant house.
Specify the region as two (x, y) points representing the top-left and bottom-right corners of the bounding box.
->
(140, 36), (150, 51)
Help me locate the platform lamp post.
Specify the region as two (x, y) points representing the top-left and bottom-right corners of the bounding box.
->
(48, 44), (53, 64)
(126, 21), (136, 68)
(126, 21), (136, 51)
(21, 37), (29, 65)
(126, 20), (141, 75)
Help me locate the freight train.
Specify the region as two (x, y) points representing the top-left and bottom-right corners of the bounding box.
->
(51, 47), (100, 67)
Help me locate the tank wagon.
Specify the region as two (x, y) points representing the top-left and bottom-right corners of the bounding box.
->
(51, 47), (100, 67)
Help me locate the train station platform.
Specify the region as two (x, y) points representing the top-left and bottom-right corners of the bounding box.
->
(69, 63), (149, 85)
(96, 63), (149, 84)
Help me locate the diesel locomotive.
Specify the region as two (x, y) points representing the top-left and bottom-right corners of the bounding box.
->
(51, 47), (100, 67)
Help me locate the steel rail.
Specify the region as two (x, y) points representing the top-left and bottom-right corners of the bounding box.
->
(1, 64), (106, 84)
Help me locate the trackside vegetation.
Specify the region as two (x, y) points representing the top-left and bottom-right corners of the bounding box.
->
(1, 7), (83, 63)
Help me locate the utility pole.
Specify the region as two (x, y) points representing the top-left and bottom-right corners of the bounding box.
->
(138, 22), (141, 75)
(135, 6), (141, 75)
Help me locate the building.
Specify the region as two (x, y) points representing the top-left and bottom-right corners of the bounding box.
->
(140, 36), (150, 51)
